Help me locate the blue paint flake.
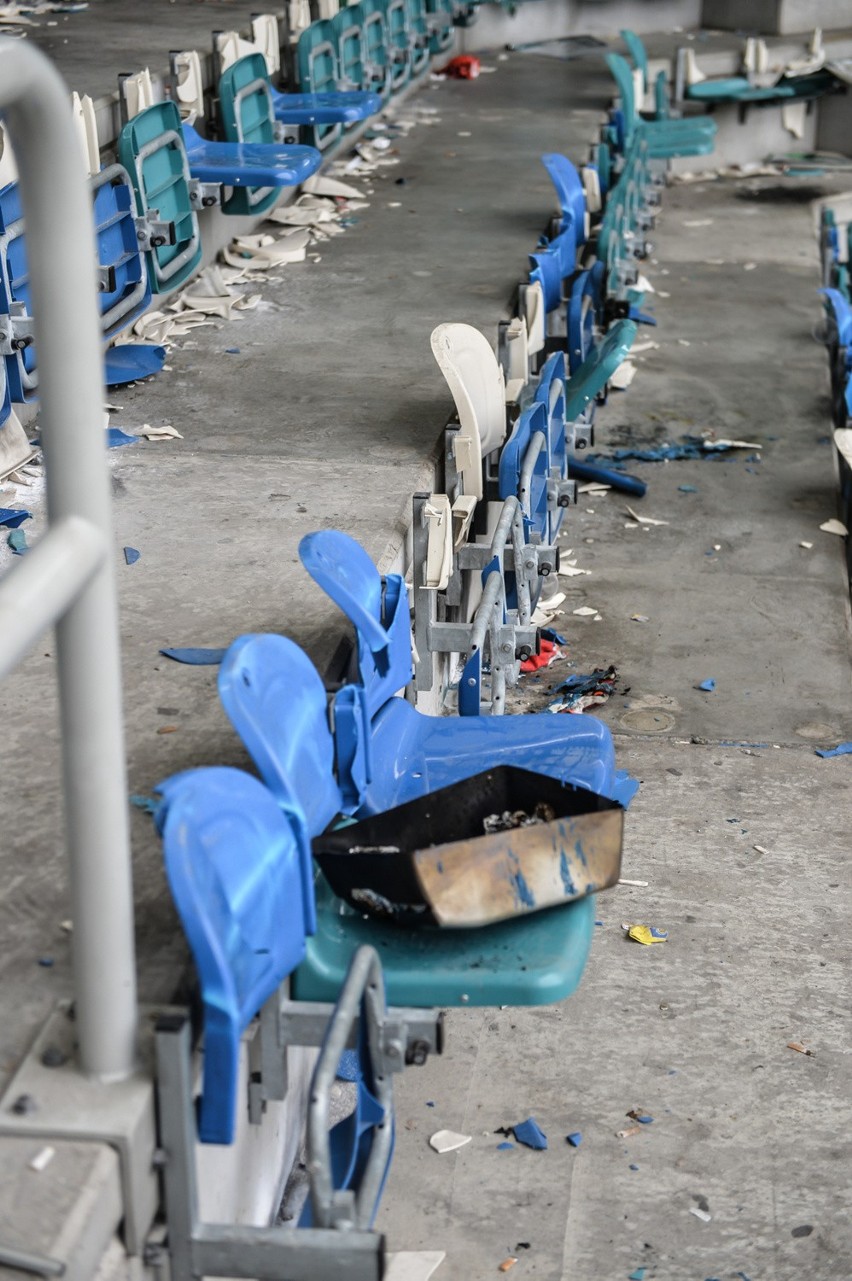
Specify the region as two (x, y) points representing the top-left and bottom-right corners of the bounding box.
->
(497, 1141), (515, 1151)
(698, 678), (716, 692)
(159, 647), (227, 665)
(105, 427), (138, 448)
(815, 742), (852, 758)
(123, 546), (141, 565)
(511, 862), (536, 909)
(559, 850), (576, 896)
(678, 484), (697, 493)
(566, 1132), (582, 1147)
(629, 1270), (646, 1280)
(513, 1117), (547, 1150)
(129, 794), (158, 814)
(7, 528), (27, 555)
(629, 1163), (639, 1171)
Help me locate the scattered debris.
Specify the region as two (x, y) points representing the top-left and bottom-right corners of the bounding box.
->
(678, 484), (697, 493)
(630, 614), (649, 623)
(496, 1141), (515, 1151)
(129, 795), (158, 814)
(787, 1042), (816, 1057)
(482, 804), (555, 834)
(791, 1225), (813, 1238)
(629, 1269), (647, 1281)
(609, 360), (637, 390)
(625, 505), (669, 527)
(565, 1132), (582, 1147)
(123, 547), (140, 565)
(429, 1130), (471, 1154)
(105, 427), (137, 448)
(625, 924), (668, 945)
(0, 506), (31, 527)
(28, 1146), (55, 1173)
(137, 424), (183, 441)
(7, 528), (27, 554)
(616, 1126), (641, 1138)
(752, 844), (770, 855)
(814, 742), (852, 758)
(572, 605), (598, 617)
(548, 666), (618, 714)
(819, 518), (848, 536)
(683, 218), (714, 227)
(799, 541), (813, 549)
(384, 1251), (447, 1281)
(626, 1109), (654, 1125)
(511, 1117), (548, 1150)
(697, 678), (716, 692)
(618, 878), (648, 887)
(520, 638), (563, 672)
(530, 591), (566, 626)
(690, 1206), (712, 1223)
(498, 1260), (517, 1274)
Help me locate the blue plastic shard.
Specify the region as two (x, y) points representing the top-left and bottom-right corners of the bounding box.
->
(129, 794), (158, 814)
(815, 741), (852, 758)
(566, 1131), (582, 1147)
(123, 546), (140, 565)
(612, 771), (640, 807)
(698, 678), (716, 692)
(106, 427), (138, 448)
(678, 484), (697, 493)
(497, 1141), (515, 1151)
(0, 507), (31, 528)
(628, 308), (657, 326)
(104, 343), (166, 387)
(629, 1270), (646, 1281)
(513, 1117), (548, 1150)
(7, 528), (27, 555)
(160, 647), (227, 665)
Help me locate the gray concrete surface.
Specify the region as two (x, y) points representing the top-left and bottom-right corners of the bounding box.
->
(375, 172), (852, 1279)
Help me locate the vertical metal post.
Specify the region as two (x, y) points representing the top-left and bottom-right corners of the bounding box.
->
(0, 41), (138, 1079)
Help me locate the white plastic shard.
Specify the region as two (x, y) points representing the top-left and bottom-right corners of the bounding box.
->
(634, 274), (655, 294)
(835, 428), (852, 467)
(524, 280), (545, 358)
(531, 592), (566, 626)
(423, 495), (453, 591)
(70, 91), (99, 177)
(429, 1130), (471, 1154)
(0, 408), (38, 480)
(215, 29), (260, 72)
(702, 439), (761, 451)
(682, 47), (707, 86)
(430, 323), (507, 466)
(266, 197), (339, 228)
(609, 360), (636, 390)
(172, 50), (204, 120)
(782, 100), (807, 139)
(819, 518), (848, 536)
(223, 230), (311, 269)
(137, 424), (183, 441)
(303, 174), (366, 200)
(581, 165), (602, 214)
(572, 605), (598, 617)
(626, 506), (669, 526)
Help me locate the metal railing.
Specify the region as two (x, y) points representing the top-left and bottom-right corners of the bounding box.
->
(0, 38), (137, 1080)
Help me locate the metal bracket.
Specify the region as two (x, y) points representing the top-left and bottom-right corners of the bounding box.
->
(134, 210), (176, 251)
(547, 475), (578, 510)
(0, 300), (35, 354)
(187, 177), (222, 210)
(567, 418), (594, 451)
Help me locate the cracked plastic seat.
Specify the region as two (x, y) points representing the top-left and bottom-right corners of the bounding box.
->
(217, 626), (608, 1007)
(606, 52), (716, 159)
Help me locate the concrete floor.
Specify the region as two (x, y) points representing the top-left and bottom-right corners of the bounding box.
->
(0, 9), (851, 1280)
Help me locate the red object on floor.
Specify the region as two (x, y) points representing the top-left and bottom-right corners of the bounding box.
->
(520, 639), (562, 674)
(437, 54), (481, 79)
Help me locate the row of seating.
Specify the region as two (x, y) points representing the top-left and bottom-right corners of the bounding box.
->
(146, 44), (718, 1280)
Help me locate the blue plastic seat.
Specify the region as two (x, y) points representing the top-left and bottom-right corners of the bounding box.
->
(541, 152), (587, 248)
(270, 86), (382, 129)
(0, 169), (165, 399)
(821, 287), (852, 428)
(156, 766), (310, 1144)
(498, 401), (554, 544)
(215, 53), (323, 215)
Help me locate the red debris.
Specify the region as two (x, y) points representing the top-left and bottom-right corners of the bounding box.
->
(437, 54), (481, 79)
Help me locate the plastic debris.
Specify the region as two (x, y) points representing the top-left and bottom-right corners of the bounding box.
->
(630, 614), (649, 622)
(791, 1225), (813, 1238)
(429, 1130), (471, 1153)
(105, 427), (137, 447)
(618, 878), (648, 887)
(498, 1260), (517, 1274)
(678, 484), (697, 493)
(799, 541), (813, 549)
(496, 1141), (515, 1151)
(159, 647), (226, 665)
(565, 1132), (582, 1147)
(520, 638), (562, 673)
(436, 54), (481, 79)
(625, 505), (669, 527)
(819, 518), (847, 535)
(626, 924), (668, 945)
(629, 1269), (647, 1281)
(617, 1126), (641, 1138)
(690, 1207), (712, 1223)
(787, 1041), (815, 1056)
(129, 795), (158, 814)
(814, 742), (852, 758)
(698, 678), (716, 692)
(586, 436), (759, 468)
(548, 666), (618, 714)
(626, 1109), (654, 1124)
(512, 1117), (548, 1150)
(137, 424), (183, 441)
(572, 605), (598, 616)
(28, 1145), (55, 1173)
(0, 507), (30, 527)
(123, 547), (140, 565)
(7, 528), (27, 554)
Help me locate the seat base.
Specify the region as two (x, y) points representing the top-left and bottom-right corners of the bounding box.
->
(294, 872), (596, 1006)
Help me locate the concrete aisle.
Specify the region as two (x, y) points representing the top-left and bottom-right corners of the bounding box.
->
(376, 176), (852, 1278)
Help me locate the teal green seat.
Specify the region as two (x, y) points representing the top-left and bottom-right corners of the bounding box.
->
(294, 871), (596, 1006)
(426, 0), (454, 55)
(606, 52), (716, 160)
(405, 0), (432, 75)
(117, 100), (202, 294)
(686, 68), (835, 105)
(297, 19), (345, 149)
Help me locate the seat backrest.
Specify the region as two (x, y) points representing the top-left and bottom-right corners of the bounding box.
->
(299, 529), (413, 718)
(384, 0), (411, 89)
(605, 52), (637, 145)
(533, 350), (567, 462)
(333, 3), (371, 90)
(405, 0), (431, 73)
(541, 153), (586, 248)
(117, 100), (202, 293)
(296, 20), (344, 147)
(362, 0), (392, 96)
(498, 400), (551, 543)
(218, 633), (343, 854)
(158, 765), (309, 1144)
(620, 29), (648, 93)
(0, 181), (36, 401)
(431, 321), (507, 460)
(564, 317), (637, 423)
(92, 164), (152, 340)
(219, 52), (276, 146)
